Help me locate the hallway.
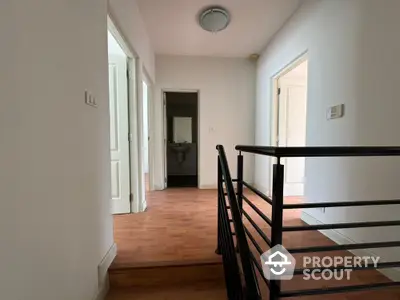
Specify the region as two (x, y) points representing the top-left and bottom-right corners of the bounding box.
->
(111, 188), (303, 269)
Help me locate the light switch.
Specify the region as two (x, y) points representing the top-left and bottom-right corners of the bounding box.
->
(84, 91), (98, 108)
(327, 104), (344, 120)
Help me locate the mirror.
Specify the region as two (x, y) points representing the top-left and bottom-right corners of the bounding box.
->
(173, 117), (192, 143)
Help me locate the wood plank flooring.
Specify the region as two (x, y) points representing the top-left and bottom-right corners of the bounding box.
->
(111, 188), (220, 269)
(110, 188), (400, 299)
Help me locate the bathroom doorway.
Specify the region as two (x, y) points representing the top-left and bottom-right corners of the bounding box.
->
(164, 92), (199, 188)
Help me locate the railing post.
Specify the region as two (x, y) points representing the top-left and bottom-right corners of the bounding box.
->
(215, 155), (222, 255)
(270, 158), (284, 300)
(237, 152), (244, 213)
(236, 152), (244, 254)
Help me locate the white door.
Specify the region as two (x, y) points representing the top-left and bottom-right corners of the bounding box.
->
(109, 55), (131, 214)
(277, 76), (307, 196)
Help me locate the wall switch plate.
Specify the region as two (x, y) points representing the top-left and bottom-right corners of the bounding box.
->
(85, 91), (98, 108)
(327, 104), (344, 120)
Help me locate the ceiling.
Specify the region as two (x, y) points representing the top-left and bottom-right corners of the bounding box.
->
(137, 0), (303, 57)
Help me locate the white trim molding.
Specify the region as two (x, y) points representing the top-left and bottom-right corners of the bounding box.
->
(98, 243), (117, 287)
(301, 211), (400, 281)
(93, 243), (117, 300)
(93, 275), (110, 300)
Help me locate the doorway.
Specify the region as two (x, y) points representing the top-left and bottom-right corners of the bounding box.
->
(164, 92), (199, 188)
(272, 57), (308, 196)
(108, 30), (131, 214)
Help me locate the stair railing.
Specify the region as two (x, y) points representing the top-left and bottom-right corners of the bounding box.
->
(218, 144), (400, 299)
(216, 145), (261, 300)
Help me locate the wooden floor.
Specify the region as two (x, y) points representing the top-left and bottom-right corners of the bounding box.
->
(112, 188), (220, 269)
(111, 188), (400, 299)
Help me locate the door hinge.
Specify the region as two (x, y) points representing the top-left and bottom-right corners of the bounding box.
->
(128, 133), (133, 142)
(277, 87), (281, 95)
(127, 67), (134, 80)
(163, 93), (166, 106)
(164, 177), (167, 186)
(129, 193), (133, 203)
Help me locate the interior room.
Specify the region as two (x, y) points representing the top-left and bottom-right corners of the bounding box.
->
(165, 92), (199, 188)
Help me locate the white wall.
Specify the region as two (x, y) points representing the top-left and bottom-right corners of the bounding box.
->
(0, 1), (113, 300)
(154, 55), (256, 189)
(108, 0), (155, 82)
(256, 0), (400, 264)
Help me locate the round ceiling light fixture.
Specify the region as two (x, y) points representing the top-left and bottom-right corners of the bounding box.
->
(199, 7), (230, 33)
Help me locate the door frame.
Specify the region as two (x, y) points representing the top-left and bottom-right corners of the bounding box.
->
(141, 69), (155, 194)
(162, 89), (200, 189)
(108, 15), (149, 213)
(270, 52), (308, 195)
(136, 68), (155, 212)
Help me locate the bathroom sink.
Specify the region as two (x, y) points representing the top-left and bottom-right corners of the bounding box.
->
(170, 144), (191, 163)
(170, 144), (190, 153)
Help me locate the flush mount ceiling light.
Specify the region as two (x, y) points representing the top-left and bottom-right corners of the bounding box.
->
(199, 7), (230, 33)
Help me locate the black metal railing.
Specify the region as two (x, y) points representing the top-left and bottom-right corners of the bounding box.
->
(216, 144), (400, 300)
(216, 145), (261, 300)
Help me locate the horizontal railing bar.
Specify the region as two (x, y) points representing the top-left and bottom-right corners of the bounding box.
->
(243, 226), (263, 255)
(236, 145), (400, 158)
(242, 181), (272, 205)
(283, 220), (400, 231)
(224, 193), (238, 197)
(280, 282), (400, 297)
(288, 241), (400, 254)
(250, 251), (270, 288)
(293, 261), (400, 275)
(242, 209), (272, 247)
(283, 199), (400, 209)
(243, 195), (272, 226)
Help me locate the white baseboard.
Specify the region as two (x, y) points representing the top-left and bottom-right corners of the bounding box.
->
(199, 184), (217, 189)
(154, 184), (164, 191)
(92, 274), (110, 300)
(301, 211), (400, 281)
(92, 243), (117, 300)
(141, 200), (147, 212)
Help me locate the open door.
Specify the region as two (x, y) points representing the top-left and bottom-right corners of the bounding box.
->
(109, 54), (131, 214)
(276, 59), (308, 196)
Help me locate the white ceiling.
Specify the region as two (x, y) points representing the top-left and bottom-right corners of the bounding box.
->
(137, 0), (303, 57)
